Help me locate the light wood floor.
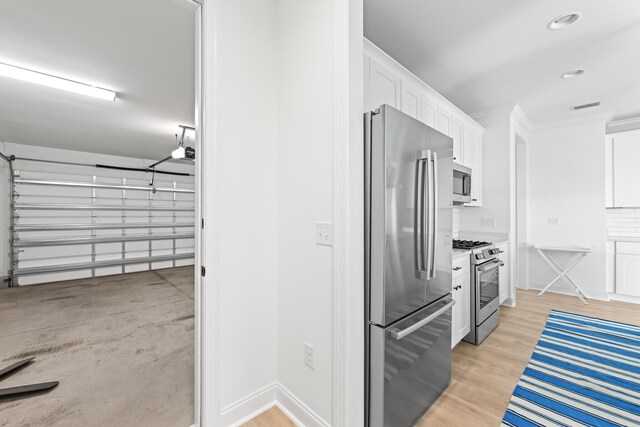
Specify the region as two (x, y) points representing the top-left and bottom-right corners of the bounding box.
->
(247, 289), (640, 427)
(240, 406), (295, 427)
(0, 266), (194, 427)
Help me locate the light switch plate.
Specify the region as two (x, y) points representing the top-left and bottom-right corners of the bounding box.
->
(548, 217), (559, 226)
(304, 343), (314, 369)
(315, 222), (333, 246)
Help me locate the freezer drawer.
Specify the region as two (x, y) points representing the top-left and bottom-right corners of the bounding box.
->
(368, 296), (453, 427)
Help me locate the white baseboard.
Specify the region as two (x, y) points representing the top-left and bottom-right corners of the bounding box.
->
(220, 382), (331, 427)
(221, 382), (278, 427)
(275, 383), (331, 427)
(501, 296), (516, 307)
(608, 292), (640, 305)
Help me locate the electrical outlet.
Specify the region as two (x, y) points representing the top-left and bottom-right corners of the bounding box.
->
(315, 222), (333, 246)
(304, 343), (314, 369)
(480, 217), (496, 228)
(548, 217), (559, 226)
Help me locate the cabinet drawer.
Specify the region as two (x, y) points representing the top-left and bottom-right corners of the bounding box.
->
(452, 256), (469, 278)
(616, 242), (640, 255)
(496, 242), (508, 259)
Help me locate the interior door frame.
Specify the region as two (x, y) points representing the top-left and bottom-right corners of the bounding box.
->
(185, 0), (211, 426)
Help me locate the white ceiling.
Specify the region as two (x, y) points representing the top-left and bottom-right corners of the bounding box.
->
(0, 0), (196, 159)
(364, 0), (640, 124)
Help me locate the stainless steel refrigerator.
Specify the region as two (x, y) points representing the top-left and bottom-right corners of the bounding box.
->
(365, 105), (454, 427)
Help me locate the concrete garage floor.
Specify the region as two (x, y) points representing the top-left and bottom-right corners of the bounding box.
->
(0, 266), (194, 427)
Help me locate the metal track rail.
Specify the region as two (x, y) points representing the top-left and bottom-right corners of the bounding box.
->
(14, 179), (195, 194)
(14, 253), (195, 276)
(14, 203), (194, 211)
(14, 233), (195, 248)
(14, 222), (195, 232)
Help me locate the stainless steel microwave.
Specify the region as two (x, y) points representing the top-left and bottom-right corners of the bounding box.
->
(453, 162), (472, 204)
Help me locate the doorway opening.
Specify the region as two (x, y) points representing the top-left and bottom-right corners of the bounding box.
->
(0, 1), (200, 426)
(515, 133), (528, 290)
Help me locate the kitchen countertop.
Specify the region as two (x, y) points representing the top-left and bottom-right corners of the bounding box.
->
(607, 235), (640, 243)
(457, 231), (509, 246)
(453, 249), (471, 259)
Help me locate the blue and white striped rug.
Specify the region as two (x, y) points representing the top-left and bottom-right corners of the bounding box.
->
(501, 310), (640, 427)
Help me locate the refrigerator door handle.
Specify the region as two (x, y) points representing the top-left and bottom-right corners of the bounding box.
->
(390, 299), (455, 340)
(430, 152), (438, 279)
(415, 150), (430, 279)
(425, 150), (434, 280)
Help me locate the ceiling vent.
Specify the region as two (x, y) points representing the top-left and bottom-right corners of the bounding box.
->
(571, 102), (600, 111)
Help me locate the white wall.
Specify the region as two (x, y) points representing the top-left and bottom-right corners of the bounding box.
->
(211, 0), (279, 419)
(460, 107), (512, 233)
(275, 0), (335, 423)
(206, 1), (355, 425)
(527, 117), (609, 300)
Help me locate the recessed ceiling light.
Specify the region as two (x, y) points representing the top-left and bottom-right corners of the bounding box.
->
(0, 61), (116, 101)
(561, 69), (585, 79)
(547, 13), (581, 30)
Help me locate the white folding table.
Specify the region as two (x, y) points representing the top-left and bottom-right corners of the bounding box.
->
(534, 245), (591, 304)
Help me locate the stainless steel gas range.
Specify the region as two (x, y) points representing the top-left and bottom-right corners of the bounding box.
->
(453, 240), (503, 345)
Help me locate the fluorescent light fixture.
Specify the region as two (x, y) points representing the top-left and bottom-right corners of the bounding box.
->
(547, 13), (581, 30)
(171, 146), (186, 159)
(0, 61), (116, 101)
(561, 69), (585, 79)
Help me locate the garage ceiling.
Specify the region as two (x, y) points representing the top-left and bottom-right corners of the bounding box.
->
(364, 0), (640, 124)
(0, 0), (196, 159)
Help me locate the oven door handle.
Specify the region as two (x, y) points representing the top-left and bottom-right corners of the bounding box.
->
(478, 260), (504, 272)
(390, 300), (455, 340)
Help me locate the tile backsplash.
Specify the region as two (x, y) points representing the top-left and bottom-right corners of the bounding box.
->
(606, 208), (640, 238)
(453, 207), (460, 239)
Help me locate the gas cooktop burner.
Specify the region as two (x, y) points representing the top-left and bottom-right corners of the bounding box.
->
(452, 239), (492, 250)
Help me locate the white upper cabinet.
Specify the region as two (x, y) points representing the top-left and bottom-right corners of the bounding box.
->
(437, 106), (452, 137)
(468, 131), (483, 206)
(451, 117), (463, 164)
(401, 81), (421, 120)
(609, 131), (640, 207)
(420, 95), (437, 129)
(366, 57), (401, 111)
(364, 40), (484, 207)
(462, 128), (472, 168)
(605, 135), (614, 207)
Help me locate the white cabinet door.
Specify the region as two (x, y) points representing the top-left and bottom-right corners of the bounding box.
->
(606, 241), (615, 294)
(615, 254), (640, 297)
(367, 57), (401, 111)
(456, 272), (470, 343)
(421, 96), (437, 129)
(605, 135), (614, 208)
(497, 243), (509, 304)
(437, 106), (452, 137)
(615, 242), (640, 297)
(451, 118), (463, 165)
(462, 128), (472, 167)
(451, 270), (470, 348)
(612, 132), (640, 207)
(401, 81), (420, 120)
(468, 131), (483, 206)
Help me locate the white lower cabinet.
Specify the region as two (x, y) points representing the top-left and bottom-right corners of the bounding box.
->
(614, 242), (640, 297)
(451, 257), (470, 348)
(496, 242), (509, 305)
